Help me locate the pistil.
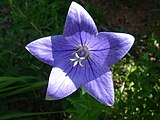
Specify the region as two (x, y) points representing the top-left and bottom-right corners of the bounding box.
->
(70, 46), (90, 67)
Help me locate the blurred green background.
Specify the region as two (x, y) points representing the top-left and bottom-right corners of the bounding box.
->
(0, 0), (159, 119)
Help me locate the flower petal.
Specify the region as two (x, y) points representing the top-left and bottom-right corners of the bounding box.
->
(98, 32), (135, 67)
(63, 2), (98, 37)
(25, 36), (54, 66)
(89, 33), (110, 67)
(82, 70), (114, 106)
(51, 35), (77, 52)
(25, 35), (77, 66)
(46, 67), (80, 100)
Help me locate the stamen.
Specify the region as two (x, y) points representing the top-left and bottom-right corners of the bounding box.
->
(70, 53), (85, 67)
(70, 46), (90, 67)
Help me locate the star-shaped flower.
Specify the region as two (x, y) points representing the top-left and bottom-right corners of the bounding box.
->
(25, 2), (134, 106)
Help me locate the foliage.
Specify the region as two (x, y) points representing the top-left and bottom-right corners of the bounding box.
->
(0, 0), (159, 119)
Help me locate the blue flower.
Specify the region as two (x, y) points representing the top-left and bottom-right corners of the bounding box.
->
(25, 2), (134, 106)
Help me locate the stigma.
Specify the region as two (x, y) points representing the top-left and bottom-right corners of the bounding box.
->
(70, 46), (90, 67)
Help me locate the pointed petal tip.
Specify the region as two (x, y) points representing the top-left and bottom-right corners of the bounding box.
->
(63, 1), (98, 36)
(45, 91), (66, 101)
(98, 32), (135, 66)
(125, 33), (135, 45)
(25, 45), (28, 51)
(71, 1), (77, 4)
(106, 97), (115, 106)
(98, 94), (114, 106)
(82, 71), (115, 106)
(115, 32), (135, 45)
(45, 68), (80, 101)
(24, 36), (55, 66)
(69, 1), (84, 13)
(45, 93), (55, 100)
(25, 42), (36, 55)
(71, 1), (80, 7)
(25, 43), (31, 52)
(123, 33), (135, 52)
(45, 91), (63, 100)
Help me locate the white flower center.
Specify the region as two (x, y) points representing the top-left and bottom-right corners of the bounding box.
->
(70, 46), (90, 67)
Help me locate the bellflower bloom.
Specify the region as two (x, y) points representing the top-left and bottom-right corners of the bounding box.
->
(25, 2), (134, 106)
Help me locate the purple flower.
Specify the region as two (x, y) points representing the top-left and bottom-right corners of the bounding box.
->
(25, 2), (134, 106)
